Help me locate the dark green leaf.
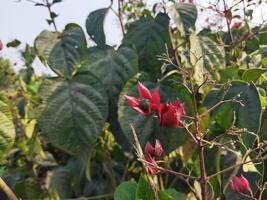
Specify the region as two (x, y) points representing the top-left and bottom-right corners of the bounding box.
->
(14, 179), (42, 199)
(123, 13), (170, 78)
(114, 181), (137, 200)
(136, 175), (153, 200)
(35, 24), (86, 77)
(205, 81), (261, 133)
(86, 8), (109, 46)
(50, 12), (58, 19)
(39, 72), (108, 156)
(53, 0), (62, 4)
(6, 39), (21, 48)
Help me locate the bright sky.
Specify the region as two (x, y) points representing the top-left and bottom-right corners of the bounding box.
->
(0, 0), (267, 75)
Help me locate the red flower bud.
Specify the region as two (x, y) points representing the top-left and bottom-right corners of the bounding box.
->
(230, 175), (251, 194)
(0, 40), (3, 51)
(154, 139), (163, 157)
(156, 100), (185, 128)
(124, 82), (160, 115)
(145, 141), (153, 155)
(144, 140), (163, 157)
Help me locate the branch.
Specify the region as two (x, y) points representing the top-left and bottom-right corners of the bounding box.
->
(0, 177), (19, 200)
(207, 158), (266, 180)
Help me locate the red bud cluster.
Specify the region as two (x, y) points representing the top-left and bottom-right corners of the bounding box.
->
(144, 140), (163, 174)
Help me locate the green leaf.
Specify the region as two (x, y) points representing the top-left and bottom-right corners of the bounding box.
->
(0, 100), (15, 158)
(114, 181), (137, 200)
(14, 178), (42, 200)
(86, 8), (109, 46)
(50, 167), (73, 198)
(159, 188), (186, 200)
(6, 39), (21, 48)
(39, 72), (108, 156)
(204, 81), (262, 134)
(123, 13), (170, 77)
(35, 23), (86, 77)
(242, 68), (267, 82)
(80, 45), (138, 99)
(136, 175), (153, 200)
(52, 0), (62, 4)
(80, 45), (138, 147)
(167, 3), (197, 36)
(190, 34), (225, 84)
(214, 104), (234, 130)
(262, 57), (267, 67)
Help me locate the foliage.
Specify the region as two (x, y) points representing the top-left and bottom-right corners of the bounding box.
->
(0, 0), (267, 199)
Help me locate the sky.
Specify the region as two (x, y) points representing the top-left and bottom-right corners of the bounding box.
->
(0, 0), (125, 75)
(0, 0), (267, 75)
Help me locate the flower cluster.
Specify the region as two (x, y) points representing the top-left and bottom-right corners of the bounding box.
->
(125, 82), (185, 128)
(230, 175), (252, 194)
(144, 140), (163, 174)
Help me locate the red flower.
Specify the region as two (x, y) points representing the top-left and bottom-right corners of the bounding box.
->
(230, 175), (251, 194)
(124, 82), (160, 115)
(144, 140), (163, 175)
(156, 100), (185, 128)
(0, 40), (3, 51)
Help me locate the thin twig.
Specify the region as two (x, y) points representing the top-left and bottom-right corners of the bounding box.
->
(118, 0), (126, 36)
(45, 0), (58, 31)
(207, 158), (266, 180)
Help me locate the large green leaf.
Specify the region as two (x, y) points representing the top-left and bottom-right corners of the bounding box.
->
(123, 13), (170, 77)
(39, 71), (108, 156)
(114, 181), (137, 200)
(14, 178), (42, 200)
(79, 45), (138, 148)
(35, 23), (86, 77)
(118, 76), (192, 153)
(86, 8), (109, 46)
(136, 175), (153, 200)
(190, 34), (225, 84)
(80, 45), (138, 99)
(0, 100), (15, 157)
(50, 167), (73, 198)
(167, 3), (197, 36)
(204, 81), (262, 136)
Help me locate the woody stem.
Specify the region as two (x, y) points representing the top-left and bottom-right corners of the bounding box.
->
(191, 82), (208, 200)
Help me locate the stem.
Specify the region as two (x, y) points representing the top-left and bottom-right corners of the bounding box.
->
(118, 0), (126, 36)
(222, 0), (234, 43)
(191, 79), (208, 200)
(198, 140), (208, 200)
(45, 0), (58, 31)
(0, 177), (19, 200)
